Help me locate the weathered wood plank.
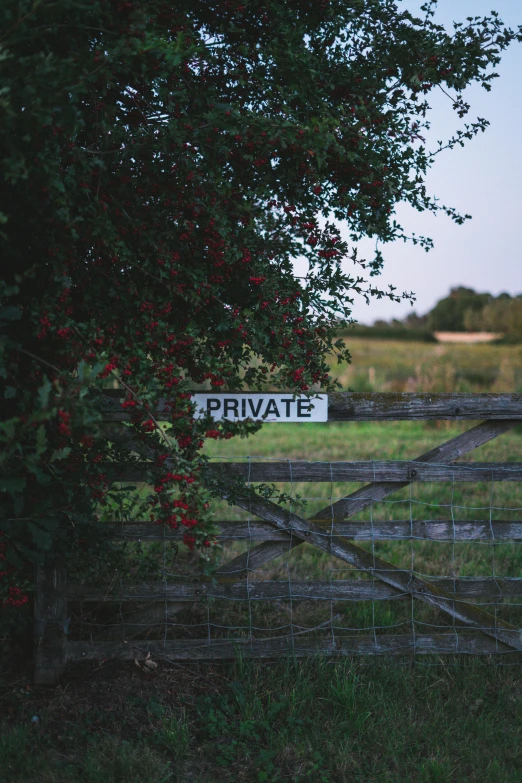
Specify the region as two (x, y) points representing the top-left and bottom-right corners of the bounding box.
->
(99, 392), (522, 422)
(208, 461), (522, 483)
(111, 457), (522, 484)
(94, 604), (184, 643)
(34, 564), (68, 685)
(64, 577), (522, 603)
(218, 478), (522, 651)
(217, 539), (298, 580)
(67, 632), (522, 661)
(107, 519), (522, 542)
(327, 392), (522, 421)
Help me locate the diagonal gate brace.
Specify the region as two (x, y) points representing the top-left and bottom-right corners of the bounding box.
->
(215, 420), (522, 652)
(217, 420), (517, 579)
(220, 477), (522, 652)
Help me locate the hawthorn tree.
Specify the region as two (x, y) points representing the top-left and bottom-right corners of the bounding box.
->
(1, 0), (520, 613)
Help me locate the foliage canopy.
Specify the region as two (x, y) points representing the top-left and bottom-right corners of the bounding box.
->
(1, 0), (519, 609)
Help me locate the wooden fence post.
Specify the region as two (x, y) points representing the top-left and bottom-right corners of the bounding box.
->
(34, 563), (68, 685)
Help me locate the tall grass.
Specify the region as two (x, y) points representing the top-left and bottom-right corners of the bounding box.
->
(328, 338), (522, 393)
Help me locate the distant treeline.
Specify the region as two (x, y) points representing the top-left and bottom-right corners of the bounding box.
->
(341, 288), (522, 342)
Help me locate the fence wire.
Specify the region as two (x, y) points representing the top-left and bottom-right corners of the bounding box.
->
(71, 455), (522, 664)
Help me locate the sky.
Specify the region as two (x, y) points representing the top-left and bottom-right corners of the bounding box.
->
(334, 0), (522, 324)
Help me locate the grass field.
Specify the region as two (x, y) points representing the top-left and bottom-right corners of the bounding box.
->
(1, 339), (521, 782)
(328, 338), (522, 393)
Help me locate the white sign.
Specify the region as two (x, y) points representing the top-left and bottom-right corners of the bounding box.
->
(192, 393), (328, 422)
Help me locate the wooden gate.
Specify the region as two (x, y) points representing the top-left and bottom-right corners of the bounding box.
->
(34, 393), (522, 683)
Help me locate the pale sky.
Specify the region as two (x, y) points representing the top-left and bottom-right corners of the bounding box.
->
(341, 0), (522, 323)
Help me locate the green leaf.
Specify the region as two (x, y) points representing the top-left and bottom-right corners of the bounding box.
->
(38, 377), (52, 409)
(0, 305), (22, 323)
(36, 424), (48, 456)
(77, 359), (88, 382)
(4, 386), (16, 399)
(5, 547), (25, 570)
(50, 447), (71, 462)
(28, 522), (53, 551)
(27, 465), (51, 485)
(0, 477), (26, 494)
(0, 418), (16, 440)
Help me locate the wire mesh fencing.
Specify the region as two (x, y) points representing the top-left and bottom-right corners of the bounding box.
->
(54, 454), (522, 667)
(33, 407), (522, 683)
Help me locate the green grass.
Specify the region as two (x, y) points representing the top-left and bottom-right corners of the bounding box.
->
(2, 656), (522, 782)
(0, 724), (173, 782)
